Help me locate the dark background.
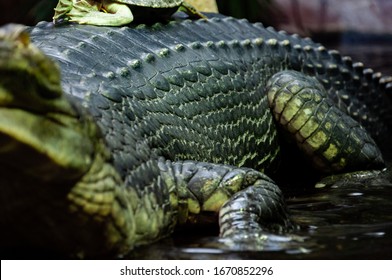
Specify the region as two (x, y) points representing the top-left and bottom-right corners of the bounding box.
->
(1, 0), (391, 33)
(0, 0), (275, 26)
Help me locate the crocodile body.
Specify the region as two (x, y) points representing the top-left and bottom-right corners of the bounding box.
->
(31, 18), (392, 158)
(0, 16), (391, 257)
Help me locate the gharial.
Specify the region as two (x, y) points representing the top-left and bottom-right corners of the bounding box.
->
(0, 14), (391, 258)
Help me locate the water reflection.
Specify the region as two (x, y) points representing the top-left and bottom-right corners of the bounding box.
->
(128, 166), (392, 259)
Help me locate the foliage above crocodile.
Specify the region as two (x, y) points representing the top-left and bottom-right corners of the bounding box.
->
(0, 15), (391, 257)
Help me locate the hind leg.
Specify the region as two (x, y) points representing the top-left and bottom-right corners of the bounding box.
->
(267, 70), (384, 174)
(158, 159), (294, 239)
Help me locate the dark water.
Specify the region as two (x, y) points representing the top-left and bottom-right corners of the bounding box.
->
(127, 166), (392, 260)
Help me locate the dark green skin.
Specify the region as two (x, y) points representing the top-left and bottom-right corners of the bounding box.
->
(0, 16), (391, 257)
(31, 18), (392, 157)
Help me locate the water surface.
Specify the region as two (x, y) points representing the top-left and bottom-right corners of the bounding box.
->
(128, 166), (392, 259)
